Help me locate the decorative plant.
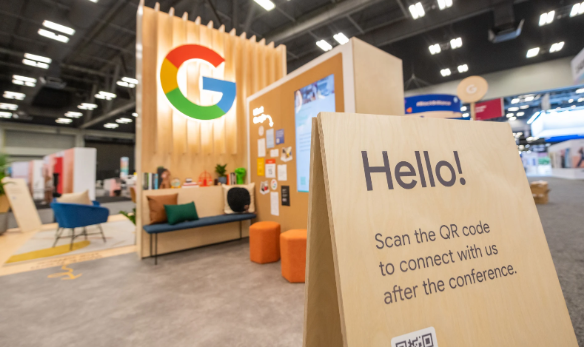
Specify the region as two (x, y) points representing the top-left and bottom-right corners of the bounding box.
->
(215, 164), (227, 177)
(0, 153), (10, 197)
(120, 208), (136, 225)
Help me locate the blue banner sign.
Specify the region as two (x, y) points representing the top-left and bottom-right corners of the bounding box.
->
(405, 94), (461, 114)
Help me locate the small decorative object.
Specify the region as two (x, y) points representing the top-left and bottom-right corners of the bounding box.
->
(0, 152), (12, 234)
(227, 187), (251, 213)
(235, 167), (246, 184)
(171, 178), (181, 188)
(215, 164), (227, 185)
(198, 170), (213, 187)
(120, 208), (136, 225)
(157, 167), (171, 189)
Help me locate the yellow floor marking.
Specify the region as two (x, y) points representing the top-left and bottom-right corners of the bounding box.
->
(6, 240), (90, 264)
(48, 265), (82, 280)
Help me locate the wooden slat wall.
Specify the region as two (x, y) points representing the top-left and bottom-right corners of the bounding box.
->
(136, 2), (286, 257)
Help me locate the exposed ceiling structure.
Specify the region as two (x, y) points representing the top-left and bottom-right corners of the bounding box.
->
(0, 0), (582, 133)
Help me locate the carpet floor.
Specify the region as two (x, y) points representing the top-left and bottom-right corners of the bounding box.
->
(0, 176), (582, 346)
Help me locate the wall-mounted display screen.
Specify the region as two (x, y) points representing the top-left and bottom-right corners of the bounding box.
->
(294, 74), (335, 192)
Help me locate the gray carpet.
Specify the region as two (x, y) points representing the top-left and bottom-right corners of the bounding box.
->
(0, 177), (582, 346)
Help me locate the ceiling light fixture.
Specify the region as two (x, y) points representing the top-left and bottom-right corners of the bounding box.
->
(440, 68), (451, 77)
(13, 75), (36, 87)
(550, 41), (564, 53)
(576, 88), (584, 94)
(506, 113), (514, 118)
(520, 105), (529, 109)
(56, 118), (72, 124)
(3, 91), (25, 100)
(22, 59), (49, 69)
(539, 10), (555, 26)
(42, 20), (75, 36)
(0, 103), (18, 111)
(569, 99), (574, 103)
(38, 28), (69, 43)
(316, 40), (332, 52)
(116, 117), (132, 124)
(122, 77), (139, 85)
(524, 95), (535, 101)
(570, 2), (584, 17)
(508, 107), (519, 111)
(24, 53), (52, 64)
(462, 113), (469, 118)
(116, 81), (134, 88)
(450, 37), (462, 49)
(254, 0), (275, 11)
(429, 44), (441, 55)
(517, 112), (525, 116)
(437, 0), (453, 10)
(78, 103), (98, 110)
(457, 64), (469, 73)
(526, 47), (540, 58)
(65, 111), (83, 118)
(409, 2), (425, 19)
(461, 106), (467, 111)
(0, 112), (12, 118)
(333, 33), (349, 45)
(132, 112), (138, 117)
(509, 116), (517, 121)
(511, 98), (520, 104)
(104, 123), (119, 129)
(579, 98), (584, 102)
(95, 91), (117, 100)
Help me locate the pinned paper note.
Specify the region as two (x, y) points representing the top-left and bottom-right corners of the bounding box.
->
(270, 149), (279, 158)
(281, 146), (293, 162)
(258, 138), (266, 157)
(257, 158), (265, 176)
(277, 164), (287, 181)
(266, 128), (275, 149)
(276, 129), (285, 144)
(260, 181), (269, 194)
(270, 191), (279, 216)
(265, 163), (276, 178)
(271, 179), (278, 190)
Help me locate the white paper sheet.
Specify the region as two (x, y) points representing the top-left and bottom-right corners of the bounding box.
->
(270, 149), (279, 158)
(277, 164), (287, 181)
(265, 163), (276, 178)
(258, 138), (266, 157)
(270, 191), (279, 216)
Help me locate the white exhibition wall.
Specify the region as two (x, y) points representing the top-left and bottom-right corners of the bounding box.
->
(405, 57), (577, 100)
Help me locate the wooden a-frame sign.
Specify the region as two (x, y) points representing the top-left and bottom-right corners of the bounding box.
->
(304, 113), (577, 347)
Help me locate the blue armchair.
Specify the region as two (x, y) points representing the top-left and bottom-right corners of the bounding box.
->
(51, 200), (110, 249)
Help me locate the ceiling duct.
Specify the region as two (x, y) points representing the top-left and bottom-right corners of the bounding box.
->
(39, 76), (67, 90)
(488, 0), (523, 43)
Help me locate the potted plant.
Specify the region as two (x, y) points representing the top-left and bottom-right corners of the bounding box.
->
(215, 164), (228, 185)
(0, 153), (10, 235)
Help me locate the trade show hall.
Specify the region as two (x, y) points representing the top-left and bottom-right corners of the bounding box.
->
(0, 0), (583, 346)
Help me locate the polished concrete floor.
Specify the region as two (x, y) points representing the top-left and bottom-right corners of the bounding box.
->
(0, 177), (582, 346)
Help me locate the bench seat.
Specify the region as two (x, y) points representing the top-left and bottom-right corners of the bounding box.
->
(143, 213), (256, 234)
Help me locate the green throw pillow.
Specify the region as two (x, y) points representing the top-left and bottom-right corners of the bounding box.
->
(164, 202), (199, 225)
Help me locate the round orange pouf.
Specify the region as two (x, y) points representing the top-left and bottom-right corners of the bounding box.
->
(249, 221), (281, 264)
(280, 229), (307, 283)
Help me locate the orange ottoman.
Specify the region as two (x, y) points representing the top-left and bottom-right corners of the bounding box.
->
(249, 221), (281, 264)
(280, 229), (307, 283)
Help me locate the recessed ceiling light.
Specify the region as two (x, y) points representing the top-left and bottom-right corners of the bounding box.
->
(3, 91), (25, 100)
(22, 59), (49, 69)
(56, 118), (72, 124)
(570, 2), (584, 17)
(509, 116), (517, 121)
(579, 98), (584, 102)
(0, 112), (12, 118)
(517, 112), (525, 116)
(333, 33), (349, 45)
(408, 2), (425, 19)
(457, 64), (469, 73)
(42, 20), (75, 36)
(23, 53), (51, 64)
(316, 40), (332, 52)
(461, 106), (467, 111)
(539, 10), (555, 26)
(440, 68), (451, 77)
(132, 112), (138, 117)
(577, 88), (584, 94)
(38, 29), (69, 43)
(0, 103), (18, 111)
(437, 0), (453, 10)
(429, 44), (441, 55)
(65, 111), (83, 118)
(520, 105), (529, 109)
(508, 107), (519, 111)
(462, 113), (469, 117)
(524, 95), (535, 101)
(569, 99), (574, 103)
(254, 0), (275, 11)
(511, 98), (520, 104)
(116, 117), (132, 124)
(550, 41), (564, 53)
(78, 103), (98, 110)
(506, 113), (514, 117)
(104, 123), (119, 129)
(526, 47), (540, 58)
(450, 37), (462, 49)
(95, 91), (117, 100)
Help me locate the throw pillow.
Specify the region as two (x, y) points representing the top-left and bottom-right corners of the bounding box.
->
(56, 190), (92, 205)
(223, 183), (255, 214)
(147, 193), (178, 224)
(164, 202), (199, 225)
(227, 187), (251, 213)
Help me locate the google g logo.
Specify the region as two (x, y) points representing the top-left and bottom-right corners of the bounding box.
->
(160, 44), (236, 121)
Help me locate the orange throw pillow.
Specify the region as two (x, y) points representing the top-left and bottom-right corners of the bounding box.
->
(147, 193), (178, 224)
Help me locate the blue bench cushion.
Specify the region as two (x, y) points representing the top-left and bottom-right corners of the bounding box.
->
(143, 213), (256, 234)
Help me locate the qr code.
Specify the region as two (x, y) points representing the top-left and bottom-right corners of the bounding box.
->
(395, 333), (434, 347)
(391, 327), (438, 347)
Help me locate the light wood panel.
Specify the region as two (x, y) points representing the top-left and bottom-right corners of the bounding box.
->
(2, 178), (42, 233)
(136, 1), (285, 257)
(305, 112), (577, 346)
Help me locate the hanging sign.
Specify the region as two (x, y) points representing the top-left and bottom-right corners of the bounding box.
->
(475, 98), (503, 121)
(405, 94), (461, 114)
(304, 113), (577, 347)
